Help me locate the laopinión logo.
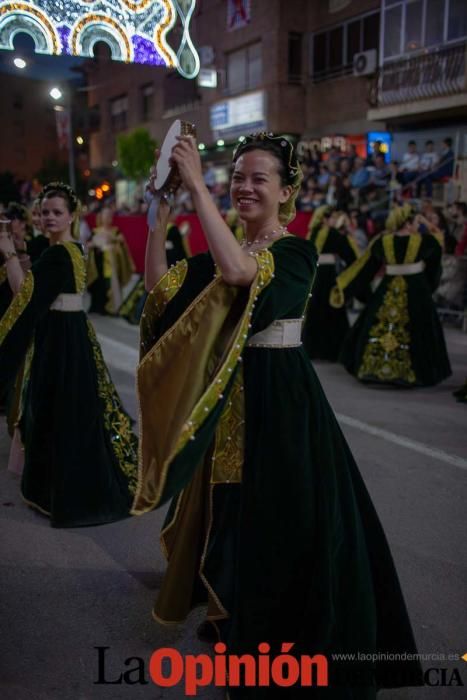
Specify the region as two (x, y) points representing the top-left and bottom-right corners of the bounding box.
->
(95, 646), (467, 694)
(94, 643), (329, 695)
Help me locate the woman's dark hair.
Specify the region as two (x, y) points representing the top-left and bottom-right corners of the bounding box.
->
(232, 133), (299, 187)
(6, 201), (29, 222)
(40, 181), (79, 213)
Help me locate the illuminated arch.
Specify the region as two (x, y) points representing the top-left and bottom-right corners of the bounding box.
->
(71, 15), (132, 63)
(154, 0), (177, 68)
(173, 0), (200, 79)
(0, 2), (61, 55)
(120, 0), (154, 11)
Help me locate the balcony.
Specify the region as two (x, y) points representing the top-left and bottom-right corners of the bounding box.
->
(368, 41), (467, 122)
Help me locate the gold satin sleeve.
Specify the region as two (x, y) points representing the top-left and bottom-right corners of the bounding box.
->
(132, 249), (275, 514)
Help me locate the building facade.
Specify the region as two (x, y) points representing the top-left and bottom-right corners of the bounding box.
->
(83, 0), (467, 173)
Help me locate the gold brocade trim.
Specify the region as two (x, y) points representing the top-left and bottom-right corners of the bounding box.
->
(211, 368), (244, 484)
(119, 279), (145, 319)
(313, 226), (329, 255)
(357, 276), (416, 384)
(335, 235), (380, 294)
(59, 242), (86, 294)
(86, 319), (138, 493)
(132, 248), (275, 514)
(140, 259), (188, 357)
(0, 265), (6, 285)
(404, 233), (422, 264)
(382, 234), (396, 264)
(0, 271), (34, 346)
(199, 482), (229, 619)
(173, 249), (273, 451)
(347, 235), (360, 258)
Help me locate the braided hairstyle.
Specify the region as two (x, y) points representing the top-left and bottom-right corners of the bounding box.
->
(232, 132), (303, 225)
(40, 181), (81, 239)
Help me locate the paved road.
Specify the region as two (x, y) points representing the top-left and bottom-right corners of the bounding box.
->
(1, 315), (466, 700)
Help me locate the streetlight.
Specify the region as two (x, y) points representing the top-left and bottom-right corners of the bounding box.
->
(13, 57), (27, 69)
(49, 87), (63, 101)
(49, 86), (76, 190)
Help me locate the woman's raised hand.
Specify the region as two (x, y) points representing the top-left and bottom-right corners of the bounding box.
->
(171, 135), (204, 194)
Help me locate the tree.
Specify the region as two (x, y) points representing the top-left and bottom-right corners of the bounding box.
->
(117, 128), (157, 181)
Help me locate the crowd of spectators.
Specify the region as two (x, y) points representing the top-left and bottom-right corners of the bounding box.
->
(296, 137), (456, 216)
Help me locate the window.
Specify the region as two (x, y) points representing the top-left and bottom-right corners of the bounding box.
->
(329, 27), (343, 68)
(448, 0), (467, 41)
(226, 42), (262, 93)
(311, 11), (380, 82)
(109, 95), (128, 131)
(382, 0), (467, 61)
(405, 0), (423, 51)
(383, 5), (402, 57)
(313, 33), (327, 74)
(288, 32), (303, 82)
(425, 0), (445, 46)
(346, 21), (361, 64)
(363, 13), (380, 51)
(141, 83), (154, 121)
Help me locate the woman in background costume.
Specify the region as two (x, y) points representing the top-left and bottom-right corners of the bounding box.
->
(87, 206), (135, 314)
(333, 204), (451, 387)
(0, 182), (138, 527)
(119, 218), (190, 325)
(133, 134), (422, 697)
(302, 205), (359, 361)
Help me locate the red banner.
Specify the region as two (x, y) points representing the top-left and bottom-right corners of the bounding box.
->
(85, 212), (312, 274)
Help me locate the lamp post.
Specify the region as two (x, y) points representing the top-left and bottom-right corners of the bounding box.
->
(49, 86), (76, 191)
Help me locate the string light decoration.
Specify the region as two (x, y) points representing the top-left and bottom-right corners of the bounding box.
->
(0, 0), (200, 77)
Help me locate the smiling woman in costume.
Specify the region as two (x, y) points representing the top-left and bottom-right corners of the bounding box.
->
(0, 182), (138, 527)
(133, 134), (423, 697)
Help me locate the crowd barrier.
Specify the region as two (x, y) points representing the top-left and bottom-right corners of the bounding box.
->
(85, 212), (313, 274)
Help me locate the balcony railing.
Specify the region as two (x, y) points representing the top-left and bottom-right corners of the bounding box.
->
(374, 41), (466, 107)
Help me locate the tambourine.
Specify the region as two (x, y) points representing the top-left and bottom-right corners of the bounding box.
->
(153, 119), (196, 195)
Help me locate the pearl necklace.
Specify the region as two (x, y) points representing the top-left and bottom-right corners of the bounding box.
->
(241, 226), (288, 248)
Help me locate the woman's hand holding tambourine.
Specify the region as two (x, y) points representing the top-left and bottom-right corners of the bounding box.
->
(170, 135), (204, 195)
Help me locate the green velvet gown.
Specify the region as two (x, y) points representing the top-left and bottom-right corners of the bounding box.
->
(0, 242), (138, 527)
(119, 224), (188, 325)
(302, 225), (358, 361)
(133, 235), (422, 697)
(337, 233), (451, 386)
(0, 235), (49, 413)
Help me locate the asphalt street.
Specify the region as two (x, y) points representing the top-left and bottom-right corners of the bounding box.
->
(1, 313), (466, 700)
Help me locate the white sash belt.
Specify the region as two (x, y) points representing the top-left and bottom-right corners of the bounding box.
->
(50, 293), (84, 312)
(318, 254), (337, 265)
(247, 319), (303, 348)
(386, 261), (425, 275)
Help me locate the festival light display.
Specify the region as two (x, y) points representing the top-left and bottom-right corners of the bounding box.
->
(0, 0), (200, 78)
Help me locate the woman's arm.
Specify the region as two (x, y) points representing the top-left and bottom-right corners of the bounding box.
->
(171, 136), (257, 286)
(144, 196), (172, 292)
(0, 233), (25, 295)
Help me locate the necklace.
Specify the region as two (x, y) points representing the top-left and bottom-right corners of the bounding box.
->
(241, 225), (288, 248)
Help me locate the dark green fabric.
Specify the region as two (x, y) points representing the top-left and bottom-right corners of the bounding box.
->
(340, 234), (451, 386)
(303, 228), (357, 361)
(0, 244), (138, 527)
(143, 236), (422, 696)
